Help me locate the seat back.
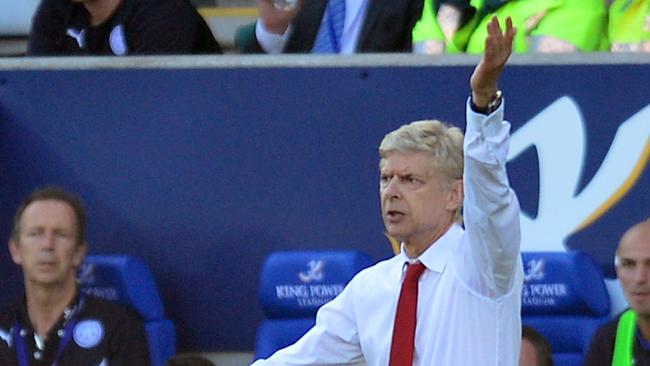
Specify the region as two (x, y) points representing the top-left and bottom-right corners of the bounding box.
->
(254, 250), (373, 360)
(521, 251), (611, 366)
(79, 255), (176, 366)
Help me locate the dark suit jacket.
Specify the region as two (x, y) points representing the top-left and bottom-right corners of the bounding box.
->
(245, 0), (424, 53)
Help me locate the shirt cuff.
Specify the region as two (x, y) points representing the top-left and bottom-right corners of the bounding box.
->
(466, 96), (507, 140)
(255, 20), (292, 54)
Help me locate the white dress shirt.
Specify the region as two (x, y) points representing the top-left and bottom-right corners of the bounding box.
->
(256, 0), (370, 54)
(251, 99), (524, 366)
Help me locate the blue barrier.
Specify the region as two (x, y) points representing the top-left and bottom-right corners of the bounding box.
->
(0, 57), (648, 351)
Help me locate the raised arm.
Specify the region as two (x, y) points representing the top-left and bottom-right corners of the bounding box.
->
(470, 16), (515, 108)
(461, 16), (522, 297)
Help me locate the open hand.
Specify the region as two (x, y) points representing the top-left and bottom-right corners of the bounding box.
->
(470, 16), (516, 107)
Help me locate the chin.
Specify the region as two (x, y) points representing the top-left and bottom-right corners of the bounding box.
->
(385, 230), (407, 243)
(633, 306), (650, 317)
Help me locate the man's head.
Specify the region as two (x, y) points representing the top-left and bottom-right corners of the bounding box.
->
(9, 187), (88, 289)
(378, 120), (464, 250)
(519, 325), (553, 366)
(615, 218), (650, 317)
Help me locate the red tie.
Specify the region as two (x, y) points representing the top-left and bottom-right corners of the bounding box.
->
(389, 261), (426, 366)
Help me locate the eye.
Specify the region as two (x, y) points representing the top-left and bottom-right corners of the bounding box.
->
(400, 175), (423, 188)
(619, 259), (636, 269)
(25, 229), (41, 237)
(380, 175), (391, 186)
(55, 230), (71, 239)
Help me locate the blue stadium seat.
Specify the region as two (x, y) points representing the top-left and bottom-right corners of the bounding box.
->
(254, 250), (373, 360)
(521, 251), (611, 366)
(78, 255), (176, 366)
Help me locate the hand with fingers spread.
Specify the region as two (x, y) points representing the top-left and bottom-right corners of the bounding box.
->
(470, 16), (516, 108)
(258, 0), (303, 35)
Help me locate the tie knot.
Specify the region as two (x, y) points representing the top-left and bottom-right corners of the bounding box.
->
(404, 262), (426, 283)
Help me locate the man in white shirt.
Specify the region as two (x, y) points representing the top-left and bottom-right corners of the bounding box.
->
(252, 16), (523, 366)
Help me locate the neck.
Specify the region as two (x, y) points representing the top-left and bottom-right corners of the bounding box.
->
(83, 0), (122, 26)
(403, 219), (455, 258)
(25, 280), (77, 338)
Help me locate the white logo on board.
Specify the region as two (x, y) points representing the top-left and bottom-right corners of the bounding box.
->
(510, 98), (650, 251)
(523, 259), (545, 282)
(298, 260), (325, 283)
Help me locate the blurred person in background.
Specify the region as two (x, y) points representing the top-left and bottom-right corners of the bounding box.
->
(0, 187), (150, 365)
(411, 0), (481, 54)
(241, 0), (425, 53)
(607, 0), (650, 52)
(28, 0), (222, 55)
(464, 0), (607, 53)
(519, 325), (553, 366)
(584, 218), (650, 365)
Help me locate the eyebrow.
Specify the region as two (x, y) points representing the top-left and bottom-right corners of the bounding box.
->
(616, 256), (650, 264)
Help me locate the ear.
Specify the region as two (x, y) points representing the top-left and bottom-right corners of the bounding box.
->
(8, 240), (22, 265)
(72, 242), (88, 268)
(614, 255), (621, 278)
(445, 179), (464, 212)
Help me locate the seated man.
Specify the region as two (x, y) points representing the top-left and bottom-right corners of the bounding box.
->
(0, 187), (151, 365)
(584, 218), (650, 365)
(243, 0), (425, 53)
(28, 0), (222, 55)
(520, 325), (553, 366)
(251, 16), (523, 365)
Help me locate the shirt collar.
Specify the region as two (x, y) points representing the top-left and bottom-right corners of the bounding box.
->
(17, 286), (83, 336)
(397, 223), (464, 274)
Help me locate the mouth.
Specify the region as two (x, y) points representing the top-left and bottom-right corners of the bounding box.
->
(36, 260), (57, 269)
(630, 291), (650, 301)
(385, 210), (405, 222)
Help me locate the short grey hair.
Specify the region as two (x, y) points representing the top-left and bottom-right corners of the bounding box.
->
(379, 120), (464, 223)
(379, 119), (464, 184)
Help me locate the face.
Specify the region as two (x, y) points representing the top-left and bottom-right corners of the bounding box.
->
(519, 338), (540, 366)
(616, 224), (650, 317)
(380, 151), (461, 251)
(9, 200), (86, 290)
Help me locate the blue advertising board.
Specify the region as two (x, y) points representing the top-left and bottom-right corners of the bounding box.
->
(0, 58), (648, 351)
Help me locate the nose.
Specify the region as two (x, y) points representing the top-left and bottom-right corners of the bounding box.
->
(633, 265), (649, 285)
(382, 177), (402, 199)
(41, 231), (56, 250)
